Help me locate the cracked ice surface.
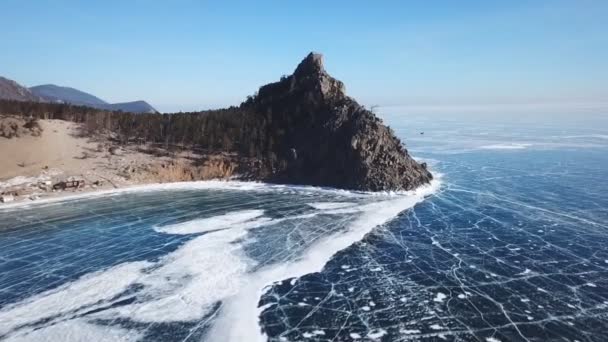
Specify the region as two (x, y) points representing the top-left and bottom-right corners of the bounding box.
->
(259, 113), (608, 341)
(260, 178), (608, 341)
(0, 181), (438, 341)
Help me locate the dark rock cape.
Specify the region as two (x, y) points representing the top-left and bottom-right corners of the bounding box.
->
(244, 52), (432, 191)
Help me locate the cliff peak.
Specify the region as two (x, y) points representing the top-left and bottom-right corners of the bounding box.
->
(294, 52), (325, 77)
(246, 53), (433, 191)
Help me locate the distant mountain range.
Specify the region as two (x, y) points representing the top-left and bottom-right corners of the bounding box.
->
(29, 84), (108, 107)
(0, 77), (157, 113)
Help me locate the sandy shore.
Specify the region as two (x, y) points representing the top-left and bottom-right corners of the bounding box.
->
(0, 116), (240, 205)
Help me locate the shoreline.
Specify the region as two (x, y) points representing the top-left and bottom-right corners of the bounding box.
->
(0, 175), (442, 211)
(0, 116), (441, 210)
(0, 117), (255, 207)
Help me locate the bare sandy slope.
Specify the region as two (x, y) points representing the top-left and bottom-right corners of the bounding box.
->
(0, 116), (241, 204)
(0, 119), (99, 179)
(0, 118), (137, 202)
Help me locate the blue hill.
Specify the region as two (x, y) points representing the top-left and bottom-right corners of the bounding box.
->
(30, 84), (157, 113)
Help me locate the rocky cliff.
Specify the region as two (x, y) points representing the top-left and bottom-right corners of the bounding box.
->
(242, 52), (432, 191)
(0, 53), (432, 191)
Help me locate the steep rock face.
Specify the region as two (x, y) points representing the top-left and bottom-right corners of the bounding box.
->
(244, 53), (432, 191)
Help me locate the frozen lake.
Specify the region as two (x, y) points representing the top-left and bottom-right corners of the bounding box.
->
(1, 108), (607, 341)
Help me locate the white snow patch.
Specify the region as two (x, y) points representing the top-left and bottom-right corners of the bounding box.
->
(400, 328), (421, 334)
(105, 224), (255, 323)
(0, 261), (150, 336)
(519, 268), (532, 275)
(367, 329), (387, 339)
(433, 292), (447, 303)
(154, 209), (266, 234)
(4, 319), (142, 342)
(479, 143), (532, 150)
(308, 202), (357, 210)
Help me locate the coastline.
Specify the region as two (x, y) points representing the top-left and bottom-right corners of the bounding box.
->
(0, 174), (442, 211)
(0, 117), (442, 209)
(0, 117), (255, 208)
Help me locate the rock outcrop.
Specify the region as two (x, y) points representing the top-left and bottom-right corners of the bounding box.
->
(0, 53), (432, 192)
(243, 52), (432, 191)
(0, 115), (43, 138)
(0, 77), (44, 102)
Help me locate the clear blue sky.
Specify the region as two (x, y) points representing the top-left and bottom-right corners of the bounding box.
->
(1, 0), (607, 112)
